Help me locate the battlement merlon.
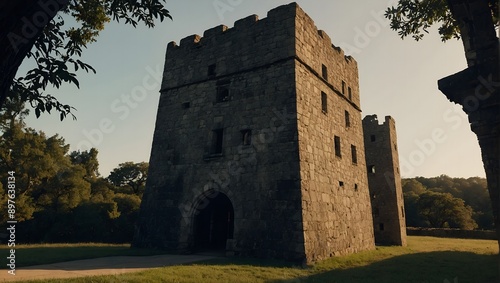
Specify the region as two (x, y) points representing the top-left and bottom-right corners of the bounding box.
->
(384, 115), (395, 126)
(363, 115), (395, 127)
(363, 114), (379, 125)
(164, 2), (355, 63)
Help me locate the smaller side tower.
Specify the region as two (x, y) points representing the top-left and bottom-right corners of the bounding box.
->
(363, 115), (407, 246)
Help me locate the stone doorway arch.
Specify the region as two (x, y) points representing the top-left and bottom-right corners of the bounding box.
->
(192, 192), (234, 250)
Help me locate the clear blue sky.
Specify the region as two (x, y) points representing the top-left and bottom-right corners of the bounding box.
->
(22, 0), (485, 178)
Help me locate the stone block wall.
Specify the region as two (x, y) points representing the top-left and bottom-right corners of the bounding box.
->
(294, 5), (361, 109)
(137, 59), (306, 259)
(134, 2), (377, 263)
(294, 7), (375, 262)
(135, 3), (306, 261)
(363, 115), (407, 246)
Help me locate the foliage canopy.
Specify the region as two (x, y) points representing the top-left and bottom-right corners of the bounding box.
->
(2, 0), (171, 120)
(385, 0), (499, 41)
(402, 175), (493, 230)
(0, 102), (147, 243)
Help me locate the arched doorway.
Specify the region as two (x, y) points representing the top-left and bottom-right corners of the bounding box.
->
(193, 192), (234, 250)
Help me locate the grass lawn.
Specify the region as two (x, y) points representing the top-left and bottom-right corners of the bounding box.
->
(4, 236), (499, 283)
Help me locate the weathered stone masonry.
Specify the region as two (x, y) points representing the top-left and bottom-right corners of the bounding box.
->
(363, 115), (407, 246)
(133, 2), (404, 263)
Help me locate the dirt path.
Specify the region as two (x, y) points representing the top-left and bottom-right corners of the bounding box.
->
(0, 254), (215, 282)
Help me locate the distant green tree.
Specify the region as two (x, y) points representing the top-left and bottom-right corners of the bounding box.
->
(36, 164), (91, 212)
(463, 177), (494, 229)
(1, 124), (62, 194)
(114, 193), (141, 216)
(411, 175), (494, 229)
(108, 162), (148, 196)
(0, 120), (75, 220)
(418, 191), (478, 230)
(1, 101), (146, 243)
(403, 179), (426, 196)
(111, 193), (142, 242)
(0, 117), (92, 214)
(402, 179), (427, 227)
(69, 201), (120, 242)
(0, 95), (29, 131)
(70, 148), (100, 179)
(89, 177), (116, 203)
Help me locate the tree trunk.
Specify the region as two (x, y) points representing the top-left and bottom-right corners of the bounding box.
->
(440, 0), (500, 274)
(0, 0), (68, 109)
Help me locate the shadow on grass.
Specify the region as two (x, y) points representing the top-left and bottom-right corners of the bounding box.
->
(264, 251), (499, 283)
(195, 254), (302, 268)
(5, 248), (499, 283)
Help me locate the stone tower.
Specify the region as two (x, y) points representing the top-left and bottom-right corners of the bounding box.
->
(133, 2), (375, 263)
(363, 115), (407, 246)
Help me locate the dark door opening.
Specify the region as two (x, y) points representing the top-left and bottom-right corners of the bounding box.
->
(194, 193), (234, 250)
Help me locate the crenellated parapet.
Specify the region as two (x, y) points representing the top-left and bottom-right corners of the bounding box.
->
(161, 2), (360, 107)
(161, 4), (296, 90)
(364, 115), (396, 128)
(165, 3), (355, 59)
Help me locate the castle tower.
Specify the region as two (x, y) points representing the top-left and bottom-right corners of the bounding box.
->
(133, 3), (375, 263)
(363, 115), (407, 246)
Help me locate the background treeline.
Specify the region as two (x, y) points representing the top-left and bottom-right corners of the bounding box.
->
(402, 175), (493, 230)
(1, 98), (494, 244)
(0, 98), (148, 243)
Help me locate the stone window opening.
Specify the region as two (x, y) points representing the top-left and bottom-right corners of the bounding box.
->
(241, 129), (252, 146)
(370, 135), (376, 142)
(211, 129), (224, 155)
(339, 181), (344, 187)
(345, 110), (350, 127)
(379, 223), (384, 231)
(348, 87), (352, 100)
(351, 145), (357, 164)
(321, 91), (327, 113)
(182, 102), (191, 109)
(334, 136), (341, 157)
(342, 80), (346, 94)
(354, 183), (358, 191)
(321, 64), (328, 81)
(208, 64), (216, 77)
(368, 165), (376, 173)
(216, 85), (230, 103)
